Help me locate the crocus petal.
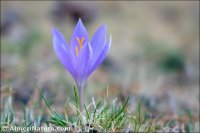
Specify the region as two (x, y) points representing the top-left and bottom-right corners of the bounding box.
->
(52, 27), (70, 51)
(87, 36), (111, 76)
(76, 42), (93, 84)
(52, 28), (76, 79)
(91, 24), (107, 60)
(70, 19), (89, 59)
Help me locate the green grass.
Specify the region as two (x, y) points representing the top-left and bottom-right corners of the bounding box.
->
(1, 86), (199, 132)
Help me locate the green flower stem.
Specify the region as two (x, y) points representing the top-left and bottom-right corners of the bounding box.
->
(77, 83), (84, 111)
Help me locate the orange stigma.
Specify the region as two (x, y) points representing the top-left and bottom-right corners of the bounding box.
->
(76, 37), (85, 49)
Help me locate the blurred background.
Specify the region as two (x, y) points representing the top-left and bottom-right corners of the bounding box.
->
(1, 1), (199, 123)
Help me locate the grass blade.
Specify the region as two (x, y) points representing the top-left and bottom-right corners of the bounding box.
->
(36, 85), (53, 114)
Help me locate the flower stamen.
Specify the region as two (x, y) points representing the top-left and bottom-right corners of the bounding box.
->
(76, 46), (79, 56)
(76, 37), (85, 49)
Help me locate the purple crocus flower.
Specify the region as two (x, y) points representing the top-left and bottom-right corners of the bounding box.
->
(52, 19), (111, 109)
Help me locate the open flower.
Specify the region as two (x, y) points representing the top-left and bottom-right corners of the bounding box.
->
(52, 19), (111, 108)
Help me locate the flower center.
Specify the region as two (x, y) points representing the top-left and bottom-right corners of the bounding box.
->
(75, 37), (85, 56)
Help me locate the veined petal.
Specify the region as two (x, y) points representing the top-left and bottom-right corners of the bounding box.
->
(91, 24), (107, 60)
(76, 42), (93, 82)
(52, 27), (70, 51)
(52, 28), (76, 79)
(87, 36), (111, 76)
(70, 19), (89, 59)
